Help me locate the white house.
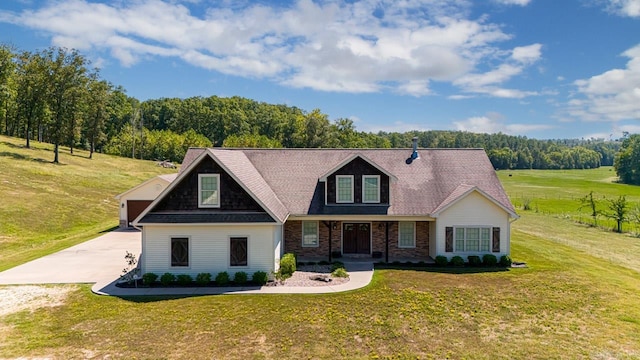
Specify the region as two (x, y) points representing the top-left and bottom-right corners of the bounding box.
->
(133, 141), (518, 277)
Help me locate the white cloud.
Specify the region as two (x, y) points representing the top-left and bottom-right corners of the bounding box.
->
(568, 44), (640, 122)
(452, 43), (542, 98)
(606, 0), (640, 17)
(453, 115), (554, 134)
(0, 0), (540, 96)
(493, 0), (532, 5)
(511, 44), (542, 64)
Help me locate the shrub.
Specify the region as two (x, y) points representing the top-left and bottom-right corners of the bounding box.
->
(404, 261), (415, 267)
(195, 272), (211, 286)
(450, 256), (465, 267)
(252, 271), (269, 285)
(332, 267), (349, 278)
(296, 261), (306, 267)
(306, 261), (317, 266)
(330, 261), (345, 272)
(468, 255), (482, 267)
(435, 255), (448, 266)
(278, 253), (296, 279)
(234, 271), (248, 285)
(483, 254), (498, 267)
(499, 255), (512, 267)
(318, 260), (330, 266)
(160, 272), (175, 286)
(176, 274), (193, 286)
(142, 272), (158, 285)
(215, 271), (230, 286)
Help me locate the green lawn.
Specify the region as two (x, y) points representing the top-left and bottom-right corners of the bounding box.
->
(499, 167), (640, 233)
(1, 214), (639, 359)
(0, 135), (175, 271)
(1, 142), (640, 358)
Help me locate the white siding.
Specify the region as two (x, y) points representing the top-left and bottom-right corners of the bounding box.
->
(119, 178), (170, 223)
(434, 191), (511, 259)
(141, 224), (277, 277)
(273, 225), (282, 271)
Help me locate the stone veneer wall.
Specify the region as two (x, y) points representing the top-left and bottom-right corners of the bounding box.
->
(372, 221), (429, 260)
(284, 220), (341, 260)
(284, 220), (429, 261)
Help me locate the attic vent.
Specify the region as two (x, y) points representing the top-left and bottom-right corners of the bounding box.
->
(406, 137), (420, 164)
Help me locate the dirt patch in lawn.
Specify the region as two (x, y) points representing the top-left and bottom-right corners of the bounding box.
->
(0, 285), (72, 317)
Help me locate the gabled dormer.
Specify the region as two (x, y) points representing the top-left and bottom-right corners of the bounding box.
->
(319, 154), (397, 206)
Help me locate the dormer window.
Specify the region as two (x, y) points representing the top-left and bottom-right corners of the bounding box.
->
(198, 174), (220, 208)
(336, 175), (354, 203)
(362, 175), (380, 203)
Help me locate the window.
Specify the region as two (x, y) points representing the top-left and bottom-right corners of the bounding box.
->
(336, 175), (354, 203)
(454, 227), (491, 252)
(362, 175), (380, 203)
(302, 221), (319, 247)
(398, 221), (416, 248)
(230, 237), (248, 267)
(198, 174), (220, 208)
(171, 237), (189, 267)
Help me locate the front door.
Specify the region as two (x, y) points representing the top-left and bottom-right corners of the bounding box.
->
(343, 223), (371, 254)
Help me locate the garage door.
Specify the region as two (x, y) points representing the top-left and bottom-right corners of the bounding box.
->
(127, 200), (153, 226)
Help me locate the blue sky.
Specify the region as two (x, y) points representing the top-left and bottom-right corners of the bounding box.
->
(0, 0), (639, 140)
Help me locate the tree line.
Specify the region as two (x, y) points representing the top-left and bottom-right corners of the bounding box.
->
(0, 44), (622, 167)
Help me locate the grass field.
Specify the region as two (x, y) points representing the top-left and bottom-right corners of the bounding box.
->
(0, 135), (175, 272)
(499, 167), (640, 233)
(1, 139), (640, 358)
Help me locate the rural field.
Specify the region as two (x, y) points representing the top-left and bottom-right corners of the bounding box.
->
(1, 135), (640, 359)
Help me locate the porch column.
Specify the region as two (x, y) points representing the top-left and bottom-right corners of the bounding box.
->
(385, 221), (389, 263)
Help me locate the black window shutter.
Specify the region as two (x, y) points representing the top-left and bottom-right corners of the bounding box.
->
(445, 227), (453, 252)
(492, 227), (501, 253)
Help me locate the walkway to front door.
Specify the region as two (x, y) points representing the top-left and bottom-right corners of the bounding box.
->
(343, 223), (371, 254)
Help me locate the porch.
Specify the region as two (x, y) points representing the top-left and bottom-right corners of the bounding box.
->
(284, 220), (431, 263)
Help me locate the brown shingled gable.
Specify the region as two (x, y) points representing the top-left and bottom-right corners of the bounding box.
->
(177, 147), (516, 218)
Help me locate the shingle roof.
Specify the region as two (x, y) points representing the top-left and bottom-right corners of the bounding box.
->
(207, 149), (289, 222)
(181, 147), (516, 217)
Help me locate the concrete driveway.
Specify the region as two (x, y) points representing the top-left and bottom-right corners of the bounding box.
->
(0, 229), (141, 286)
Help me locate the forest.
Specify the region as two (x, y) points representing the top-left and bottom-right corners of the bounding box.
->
(0, 45), (620, 169)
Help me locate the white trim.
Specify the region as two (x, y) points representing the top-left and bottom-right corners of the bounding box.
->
(318, 154), (398, 182)
(132, 150), (287, 226)
(198, 173), (220, 208)
(301, 221), (319, 248)
(398, 221), (416, 248)
(228, 235), (250, 268)
(169, 236), (191, 269)
(286, 215), (435, 221)
(336, 175), (354, 203)
(432, 186), (519, 219)
(114, 173), (176, 200)
(453, 226), (492, 253)
(362, 175), (381, 203)
(135, 222), (280, 227)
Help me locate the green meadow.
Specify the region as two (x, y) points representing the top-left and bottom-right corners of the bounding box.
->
(499, 167), (640, 233)
(1, 135), (639, 359)
(0, 135), (175, 272)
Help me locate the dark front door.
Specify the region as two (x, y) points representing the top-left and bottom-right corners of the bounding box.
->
(343, 223), (371, 254)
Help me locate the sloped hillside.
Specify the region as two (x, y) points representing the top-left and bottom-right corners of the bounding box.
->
(0, 135), (176, 271)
